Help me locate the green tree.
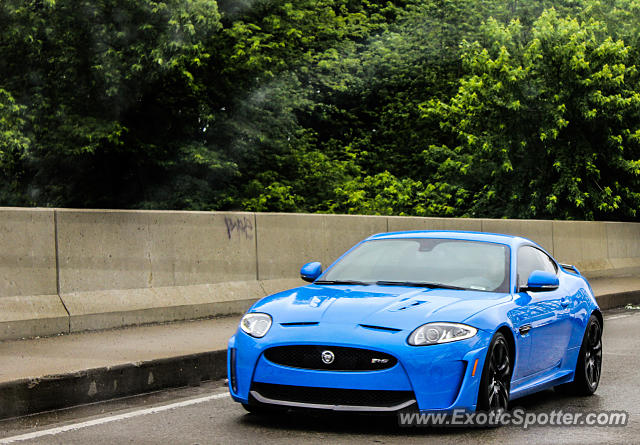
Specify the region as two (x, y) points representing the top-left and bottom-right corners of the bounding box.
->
(424, 10), (640, 219)
(0, 89), (30, 205)
(0, 0), (226, 208)
(1, 0), (639, 221)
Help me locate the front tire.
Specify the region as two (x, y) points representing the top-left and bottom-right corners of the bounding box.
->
(242, 403), (269, 415)
(556, 314), (602, 396)
(477, 332), (512, 413)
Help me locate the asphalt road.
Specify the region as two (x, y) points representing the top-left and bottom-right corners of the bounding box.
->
(1, 308), (639, 445)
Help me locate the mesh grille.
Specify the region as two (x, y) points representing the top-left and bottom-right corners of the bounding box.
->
(251, 383), (414, 408)
(263, 345), (397, 371)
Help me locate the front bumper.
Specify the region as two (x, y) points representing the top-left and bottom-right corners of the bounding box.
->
(228, 323), (493, 412)
(249, 382), (418, 412)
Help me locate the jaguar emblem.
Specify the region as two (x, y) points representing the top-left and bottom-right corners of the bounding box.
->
(321, 350), (335, 364)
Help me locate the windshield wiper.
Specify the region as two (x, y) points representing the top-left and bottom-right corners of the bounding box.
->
(375, 281), (466, 290)
(313, 280), (371, 286)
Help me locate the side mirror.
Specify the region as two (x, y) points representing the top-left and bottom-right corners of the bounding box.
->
(300, 262), (322, 282)
(522, 270), (559, 292)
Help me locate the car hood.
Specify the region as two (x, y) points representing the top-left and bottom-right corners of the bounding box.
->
(251, 284), (511, 330)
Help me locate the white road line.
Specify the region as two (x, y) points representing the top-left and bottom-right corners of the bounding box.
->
(0, 392), (230, 444)
(605, 312), (640, 321)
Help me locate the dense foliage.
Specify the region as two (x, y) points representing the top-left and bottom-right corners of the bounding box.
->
(1, 0), (639, 220)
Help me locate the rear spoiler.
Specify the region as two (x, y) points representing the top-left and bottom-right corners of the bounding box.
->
(559, 263), (581, 275)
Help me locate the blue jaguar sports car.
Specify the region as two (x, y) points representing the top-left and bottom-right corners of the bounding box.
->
(227, 231), (603, 414)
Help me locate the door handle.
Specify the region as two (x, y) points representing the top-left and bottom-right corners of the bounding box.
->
(519, 325), (531, 335)
(561, 296), (572, 307)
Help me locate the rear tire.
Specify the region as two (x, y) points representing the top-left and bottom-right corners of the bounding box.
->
(555, 314), (602, 396)
(477, 332), (512, 414)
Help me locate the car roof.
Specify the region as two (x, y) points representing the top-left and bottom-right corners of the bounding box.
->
(366, 230), (530, 247)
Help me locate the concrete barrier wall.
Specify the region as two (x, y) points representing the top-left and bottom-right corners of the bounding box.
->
(255, 213), (388, 278)
(0, 209), (68, 340)
(1, 207), (639, 340)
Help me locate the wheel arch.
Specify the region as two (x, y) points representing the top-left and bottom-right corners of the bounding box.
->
(496, 325), (516, 371)
(476, 325), (516, 411)
(591, 309), (604, 330)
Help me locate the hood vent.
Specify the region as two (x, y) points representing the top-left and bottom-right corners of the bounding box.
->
(280, 322), (319, 327)
(359, 324), (401, 333)
(387, 299), (428, 312)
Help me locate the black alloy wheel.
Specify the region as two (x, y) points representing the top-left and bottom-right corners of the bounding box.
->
(584, 318), (603, 391)
(556, 314), (602, 396)
(477, 332), (512, 413)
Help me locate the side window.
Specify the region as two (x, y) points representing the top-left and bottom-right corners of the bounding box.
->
(538, 250), (557, 274)
(517, 246), (557, 289)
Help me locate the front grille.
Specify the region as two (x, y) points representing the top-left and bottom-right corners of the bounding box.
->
(263, 345), (397, 371)
(251, 382), (414, 408)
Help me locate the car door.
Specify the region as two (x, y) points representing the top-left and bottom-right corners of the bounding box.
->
(516, 246), (573, 377)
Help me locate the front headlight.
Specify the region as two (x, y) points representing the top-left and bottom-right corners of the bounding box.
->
(240, 312), (272, 338)
(408, 322), (477, 346)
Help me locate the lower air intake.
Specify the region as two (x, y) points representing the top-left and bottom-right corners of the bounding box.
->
(250, 382), (415, 408)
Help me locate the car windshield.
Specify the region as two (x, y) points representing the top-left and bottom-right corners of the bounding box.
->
(320, 238), (510, 293)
